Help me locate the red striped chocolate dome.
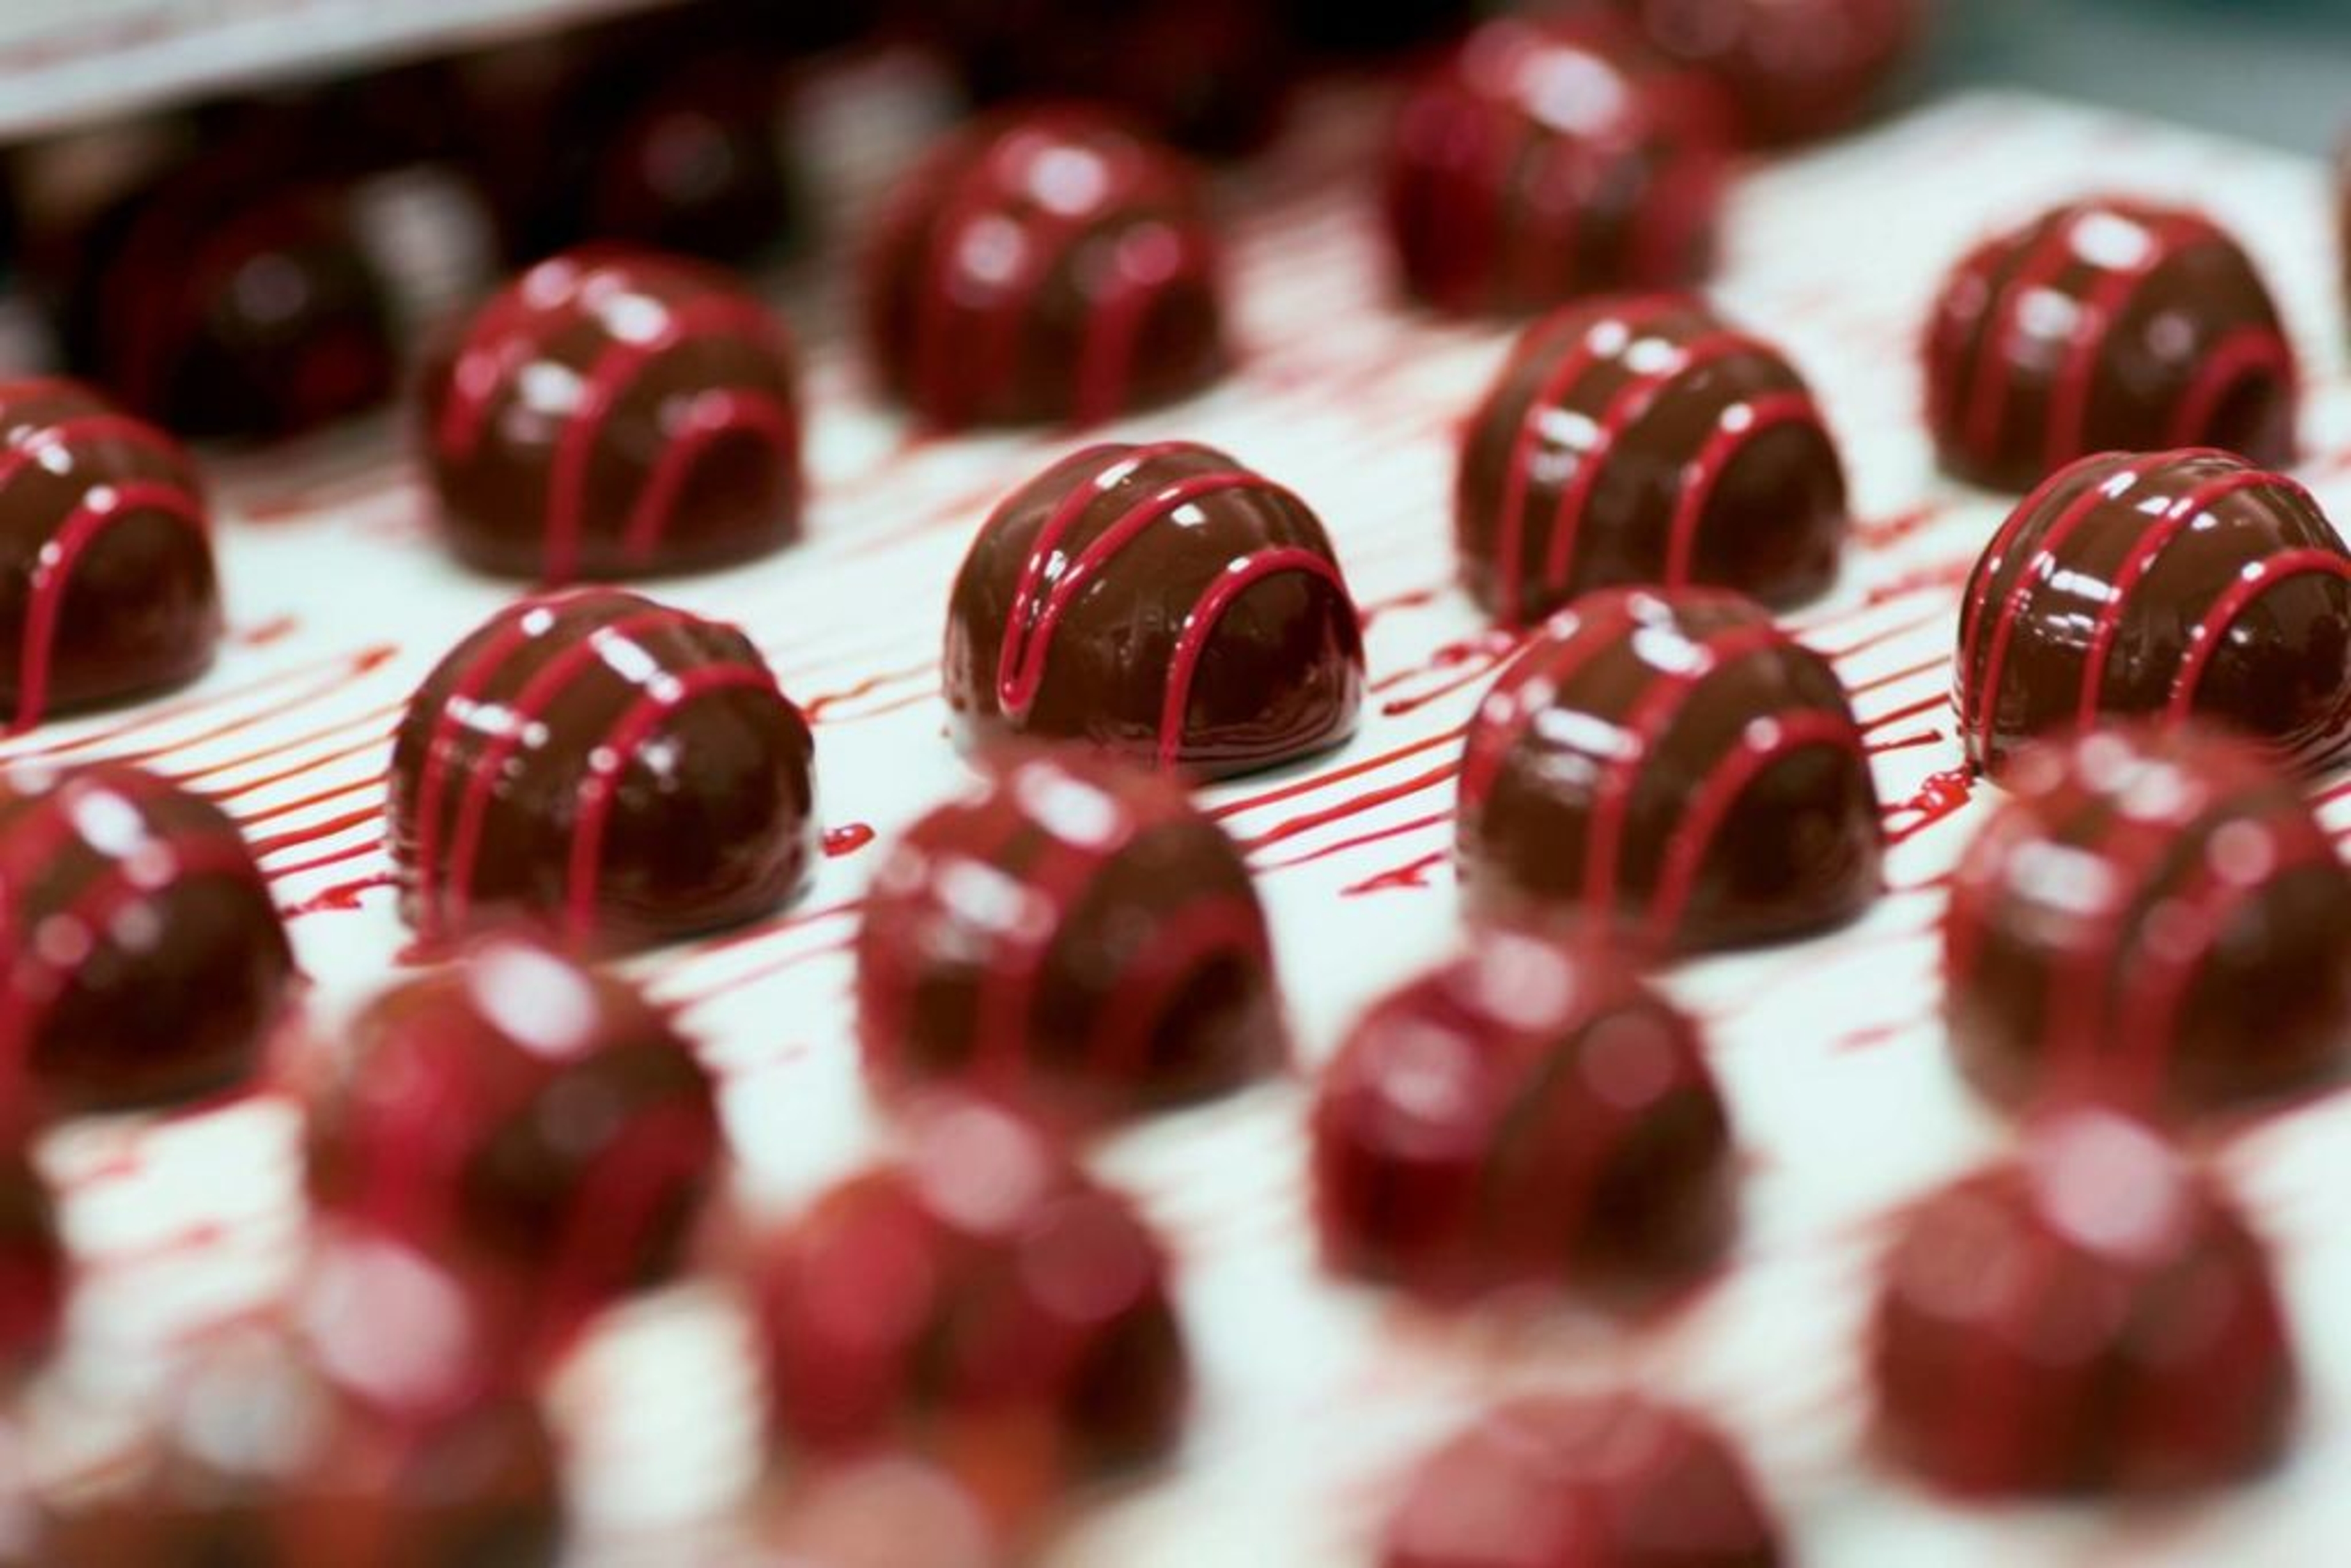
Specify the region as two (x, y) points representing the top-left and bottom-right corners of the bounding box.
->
(389, 588), (816, 951)
(0, 759), (291, 1116)
(1457, 587), (1881, 952)
(864, 107), (1226, 430)
(1872, 1111), (2294, 1496)
(0, 379), (217, 732)
(1383, 15), (1730, 317)
(1953, 449), (2351, 778)
(857, 747), (1283, 1122)
(1457, 295), (1847, 628)
(944, 441), (1363, 779)
(1924, 200), (2297, 492)
(422, 248), (803, 582)
(1312, 931), (1733, 1300)
(1944, 724), (2351, 1117)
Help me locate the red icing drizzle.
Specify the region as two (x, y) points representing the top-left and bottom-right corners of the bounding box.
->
(822, 823), (875, 858)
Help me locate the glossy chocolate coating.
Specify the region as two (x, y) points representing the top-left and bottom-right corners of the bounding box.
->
(1458, 295), (1848, 628)
(1612, 0), (1925, 146)
(1925, 200), (2298, 492)
(857, 748), (1284, 1121)
(1945, 726), (2351, 1118)
(304, 939), (724, 1359)
(750, 1099), (1188, 1474)
(53, 152), (397, 445)
(0, 1146), (64, 1369)
(865, 108), (1226, 430)
(1384, 16), (1730, 317)
(388, 588), (817, 952)
(1872, 1110), (2295, 1496)
(946, 441), (1363, 779)
(0, 379), (219, 729)
(1954, 449), (2351, 778)
(38, 1304), (562, 1566)
(920, 0), (1295, 157)
(1384, 1392), (1783, 1568)
(421, 249), (803, 582)
(0, 760), (293, 1116)
(1457, 587), (1882, 952)
(1313, 931), (1734, 1301)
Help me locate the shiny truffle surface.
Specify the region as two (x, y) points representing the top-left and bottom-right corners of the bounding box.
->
(1954, 449), (2351, 778)
(1872, 1111), (2295, 1496)
(945, 441), (1363, 779)
(1313, 931), (1734, 1300)
(749, 1099), (1188, 1476)
(389, 588), (817, 952)
(1925, 200), (2298, 492)
(1384, 15), (1730, 317)
(1612, 0), (1925, 146)
(857, 748), (1283, 1121)
(1457, 587), (1881, 951)
(864, 108), (1226, 430)
(1457, 296), (1847, 627)
(0, 378), (219, 730)
(304, 938), (724, 1357)
(1944, 725), (2351, 1117)
(1384, 1392), (1783, 1568)
(0, 759), (293, 1116)
(422, 249), (803, 582)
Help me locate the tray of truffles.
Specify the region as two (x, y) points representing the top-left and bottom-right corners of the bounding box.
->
(3, 1), (2351, 1563)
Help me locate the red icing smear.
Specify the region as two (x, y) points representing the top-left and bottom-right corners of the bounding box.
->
(1848, 654), (1948, 700)
(1257, 810), (1450, 874)
(1851, 504), (1945, 550)
(0, 643), (397, 765)
(435, 259), (800, 583)
(1859, 693), (1946, 735)
(234, 779), (378, 834)
(1341, 850), (1449, 898)
(822, 823), (875, 858)
(670, 936), (856, 1010)
(1209, 726), (1466, 823)
(992, 443), (1354, 770)
(801, 663), (933, 724)
(1370, 629), (1524, 718)
(907, 116), (1201, 427)
(249, 805), (380, 860)
(1882, 767), (1974, 847)
(284, 871), (398, 918)
(1357, 584), (1445, 630)
(1802, 603), (1948, 664)
(1866, 729), (1945, 757)
(234, 615), (299, 647)
(1859, 557), (1973, 609)
(263, 835), (383, 882)
(1237, 763), (1458, 855)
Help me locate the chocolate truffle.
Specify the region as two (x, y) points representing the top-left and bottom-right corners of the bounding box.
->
(37, 1266), (563, 1566)
(422, 249), (803, 582)
(0, 1146), (64, 1370)
(749, 1098), (1188, 1474)
(1924, 200), (2298, 492)
(857, 747), (1283, 1120)
(1954, 448), (2351, 778)
(865, 108), (1226, 430)
(1612, 0), (1925, 146)
(1872, 1110), (2295, 1496)
(1945, 725), (2351, 1117)
(945, 441), (1363, 779)
(1457, 296), (1848, 628)
(0, 378), (219, 730)
(1312, 930), (1733, 1301)
(0, 759), (293, 1116)
(304, 938), (724, 1359)
(1385, 1391), (1783, 1568)
(1384, 16), (1731, 317)
(54, 154), (398, 445)
(1457, 587), (1881, 951)
(919, 0), (1295, 157)
(389, 588), (817, 952)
